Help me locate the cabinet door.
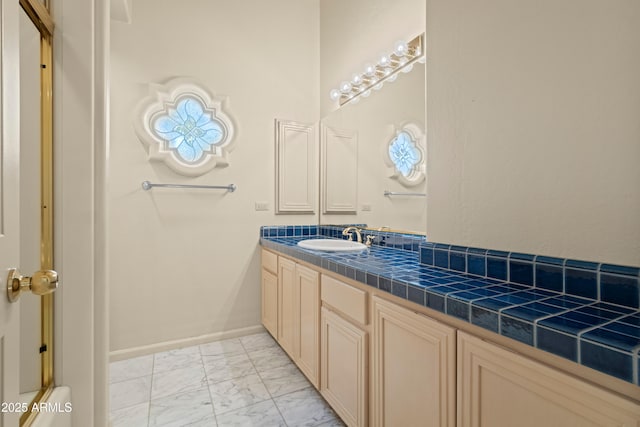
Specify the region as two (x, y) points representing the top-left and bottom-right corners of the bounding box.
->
(261, 268), (278, 338)
(278, 257), (296, 357)
(321, 307), (367, 427)
(458, 332), (640, 427)
(295, 264), (320, 387)
(372, 297), (456, 427)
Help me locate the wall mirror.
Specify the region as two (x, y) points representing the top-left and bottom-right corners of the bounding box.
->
(320, 61), (426, 234)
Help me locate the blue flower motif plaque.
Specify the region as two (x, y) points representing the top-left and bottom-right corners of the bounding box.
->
(134, 78), (235, 176)
(389, 131), (421, 177)
(152, 97), (224, 163)
(385, 123), (425, 186)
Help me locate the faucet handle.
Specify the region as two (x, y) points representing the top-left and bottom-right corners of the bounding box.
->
(342, 227), (355, 241)
(365, 235), (376, 247)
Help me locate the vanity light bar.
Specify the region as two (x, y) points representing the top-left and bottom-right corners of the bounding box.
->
(329, 33), (425, 106)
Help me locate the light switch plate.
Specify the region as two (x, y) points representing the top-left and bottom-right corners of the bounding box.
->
(255, 201), (269, 211)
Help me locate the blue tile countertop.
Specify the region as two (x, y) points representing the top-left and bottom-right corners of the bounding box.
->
(259, 225), (640, 387)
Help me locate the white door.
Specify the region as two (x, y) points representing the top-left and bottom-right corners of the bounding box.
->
(1, 0), (23, 425)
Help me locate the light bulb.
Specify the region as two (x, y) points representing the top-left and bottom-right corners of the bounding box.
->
(393, 40), (409, 56)
(373, 82), (383, 91)
(414, 46), (422, 57)
(362, 89), (372, 98)
(387, 73), (398, 82)
(398, 57), (409, 66)
(329, 89), (341, 101)
(351, 73), (363, 85)
(363, 63), (376, 77)
(339, 81), (352, 93)
(378, 53), (391, 68)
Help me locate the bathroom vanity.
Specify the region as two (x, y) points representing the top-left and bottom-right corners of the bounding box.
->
(260, 226), (640, 427)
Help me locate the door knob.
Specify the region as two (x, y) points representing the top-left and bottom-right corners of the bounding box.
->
(6, 268), (58, 303)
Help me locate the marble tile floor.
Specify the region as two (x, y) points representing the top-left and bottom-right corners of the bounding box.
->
(109, 332), (345, 427)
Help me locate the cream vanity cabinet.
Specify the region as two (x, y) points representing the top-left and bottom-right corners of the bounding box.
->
(321, 275), (369, 427)
(261, 249), (640, 427)
(295, 263), (321, 387)
(277, 257), (297, 357)
(261, 249), (320, 386)
(260, 249), (279, 337)
(371, 297), (456, 427)
(457, 332), (640, 427)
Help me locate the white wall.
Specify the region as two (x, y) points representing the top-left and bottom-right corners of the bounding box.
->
(426, 0), (640, 266)
(109, 0), (319, 352)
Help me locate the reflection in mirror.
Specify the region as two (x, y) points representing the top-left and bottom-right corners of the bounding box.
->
(320, 62), (426, 234)
(19, 7), (42, 400)
(385, 122), (425, 186)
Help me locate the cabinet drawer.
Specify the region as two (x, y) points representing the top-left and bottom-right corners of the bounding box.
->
(261, 249), (278, 274)
(321, 275), (367, 325)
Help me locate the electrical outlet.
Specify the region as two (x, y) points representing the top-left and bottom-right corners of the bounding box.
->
(255, 201), (269, 211)
(361, 204), (372, 211)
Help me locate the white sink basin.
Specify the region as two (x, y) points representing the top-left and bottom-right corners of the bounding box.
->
(297, 239), (367, 252)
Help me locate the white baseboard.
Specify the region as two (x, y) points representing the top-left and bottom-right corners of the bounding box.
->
(109, 324), (266, 362)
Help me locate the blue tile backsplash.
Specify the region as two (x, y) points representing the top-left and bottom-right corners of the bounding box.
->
(260, 226), (640, 386)
(535, 263), (563, 292)
(260, 224), (424, 252)
(419, 241), (640, 310)
(565, 268), (598, 299)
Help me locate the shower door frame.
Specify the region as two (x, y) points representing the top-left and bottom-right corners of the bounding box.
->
(18, 0), (55, 425)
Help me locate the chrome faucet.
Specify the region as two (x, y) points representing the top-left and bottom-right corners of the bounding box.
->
(342, 226), (362, 243)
